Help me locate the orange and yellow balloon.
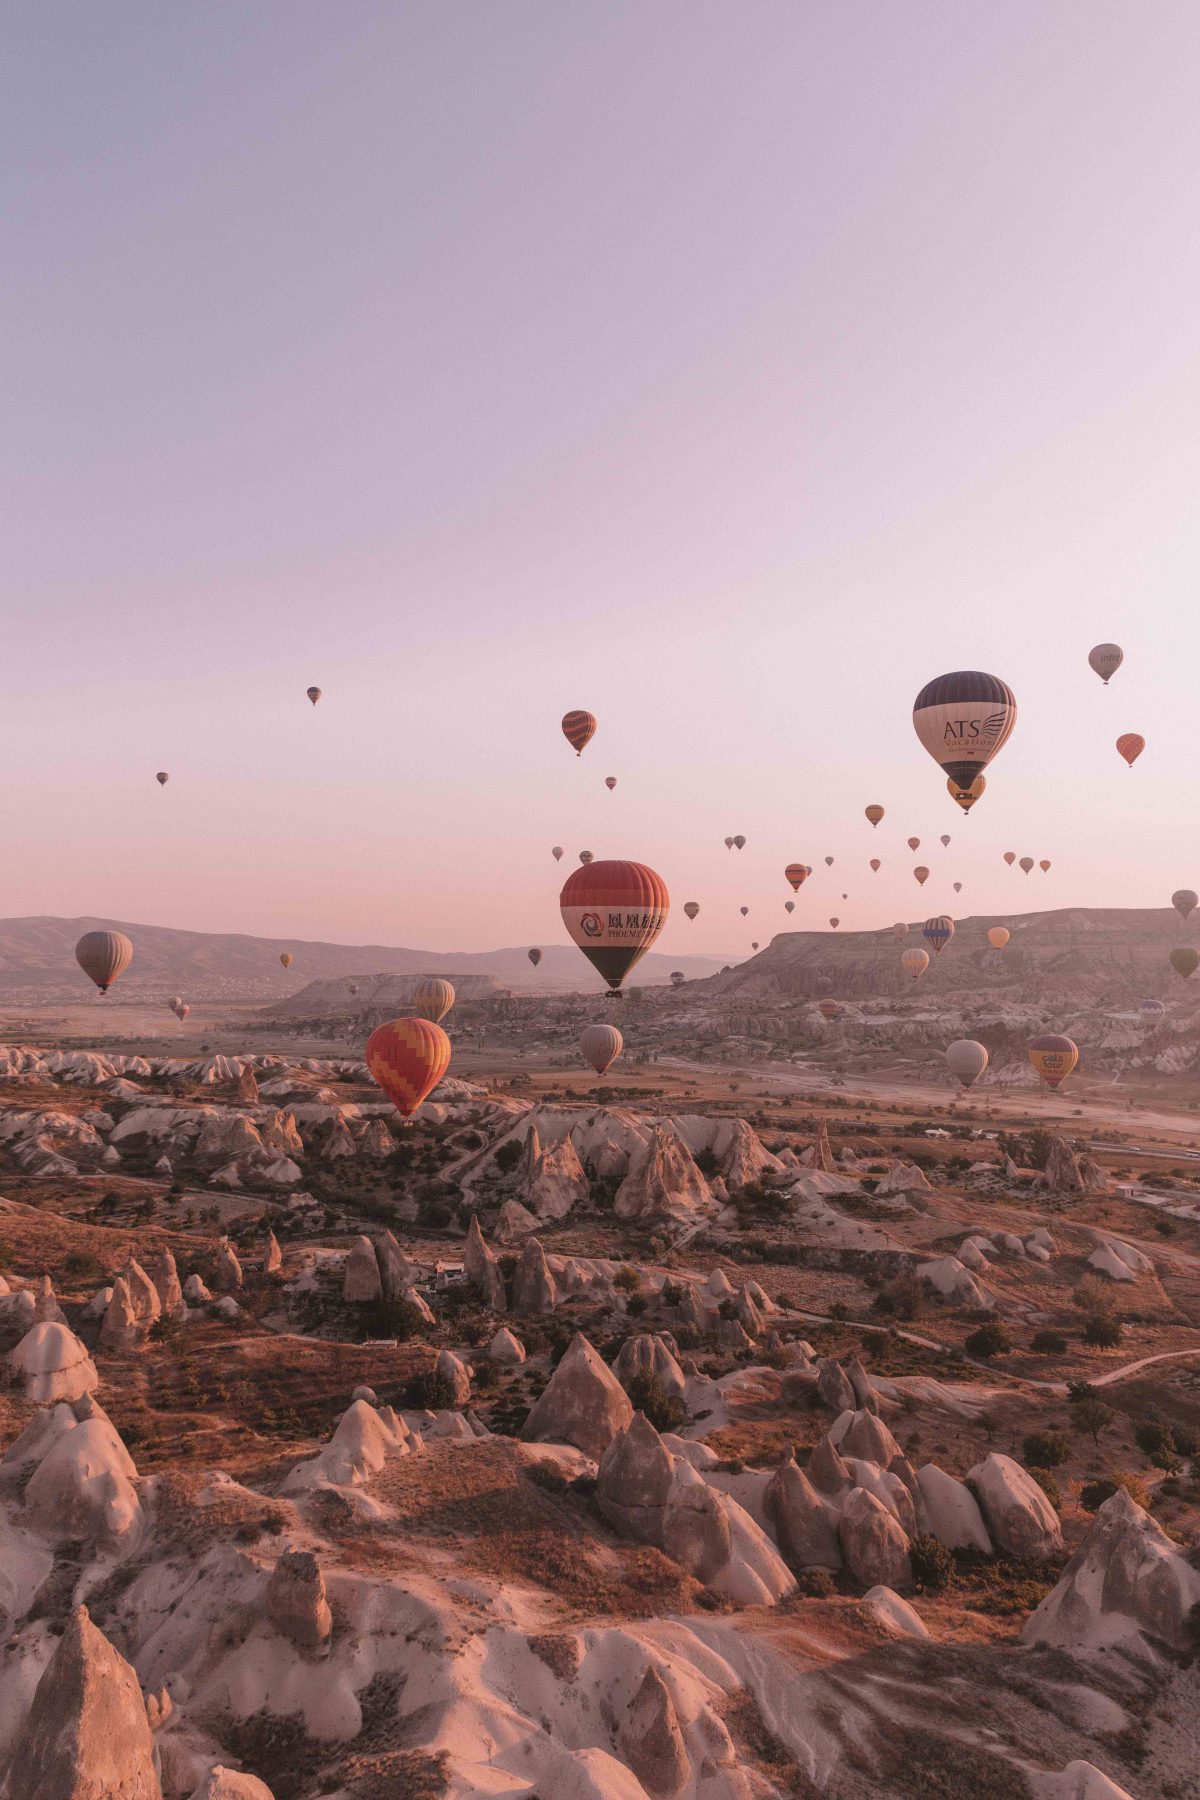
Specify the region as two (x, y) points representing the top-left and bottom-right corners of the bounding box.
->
(366, 1018), (451, 1117)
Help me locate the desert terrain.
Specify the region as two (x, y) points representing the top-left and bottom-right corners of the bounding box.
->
(2, 932), (1198, 1799)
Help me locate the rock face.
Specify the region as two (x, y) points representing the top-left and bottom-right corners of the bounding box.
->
(263, 1231), (282, 1274)
(236, 1062), (260, 1104)
(661, 1460), (733, 1582)
(968, 1453), (1063, 1559)
(264, 1548), (333, 1654)
(511, 1237), (558, 1313)
(10, 1322), (99, 1403)
(764, 1452), (841, 1570)
(374, 1228), (415, 1301)
(213, 1241), (243, 1291)
(464, 1215), (506, 1310)
(716, 1117), (782, 1191)
(620, 1664), (690, 1797)
(342, 1236), (382, 1303)
(436, 1349), (472, 1407)
(144, 1248), (185, 1321)
(525, 1132), (589, 1219)
(838, 1486), (912, 1589)
(611, 1334), (686, 1400)
(916, 1463), (992, 1553)
(1039, 1136), (1084, 1193)
(597, 1412), (677, 1543)
(23, 1410), (141, 1543)
(614, 1124), (711, 1223)
(1022, 1488), (1200, 1658)
(190, 1769), (276, 1799)
(520, 1334), (633, 1460)
(488, 1327), (525, 1366)
(0, 1605), (162, 1798)
(816, 1359), (856, 1414)
(836, 1410), (902, 1466)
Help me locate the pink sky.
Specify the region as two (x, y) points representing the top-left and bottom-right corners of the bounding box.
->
(5, 3), (1200, 957)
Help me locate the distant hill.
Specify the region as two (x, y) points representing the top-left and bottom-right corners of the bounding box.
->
(0, 916), (727, 1001)
(700, 907), (1196, 1009)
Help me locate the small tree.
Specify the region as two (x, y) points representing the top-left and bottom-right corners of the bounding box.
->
(965, 1321), (1011, 1359)
(909, 1532), (954, 1591)
(1083, 1314), (1123, 1349)
(493, 1138), (523, 1175)
(1022, 1429), (1069, 1469)
(1030, 1329), (1068, 1356)
(1072, 1398), (1114, 1446)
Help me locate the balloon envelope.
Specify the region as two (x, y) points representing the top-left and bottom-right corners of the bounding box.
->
(865, 805), (884, 827)
(784, 900), (795, 913)
(579, 850), (593, 864)
(724, 837), (734, 848)
(907, 837), (920, 851)
(946, 1039), (988, 1089)
(156, 771), (169, 785)
(1019, 857), (1034, 873)
(816, 999), (841, 1020)
(913, 671), (1017, 788)
(987, 926), (1010, 949)
(913, 866), (930, 885)
(784, 863), (810, 891)
(552, 846), (564, 861)
(75, 930), (134, 994)
(306, 686), (321, 706)
(939, 835), (950, 848)
(562, 710), (596, 755)
(1116, 733), (1145, 766)
(953, 881), (962, 893)
(280, 952), (293, 968)
(411, 977), (455, 1023)
(1028, 1033), (1079, 1089)
(824, 855), (834, 867)
(528, 948), (542, 966)
(1170, 948), (1200, 980)
(829, 916), (839, 928)
(870, 859), (880, 872)
(1171, 890), (1198, 919)
(605, 776), (617, 791)
(733, 835), (746, 849)
(1003, 851), (1016, 865)
(1140, 998), (1166, 1018)
(893, 922), (909, 937)
(740, 905), (749, 916)
(366, 1018), (451, 1116)
(683, 901), (700, 920)
(923, 915), (954, 955)
(580, 1022), (623, 1074)
(901, 947), (929, 980)
(948, 774), (986, 812)
(174, 1003), (190, 1021)
(559, 859), (669, 992)
(1039, 860), (1051, 873)
(1088, 643), (1123, 684)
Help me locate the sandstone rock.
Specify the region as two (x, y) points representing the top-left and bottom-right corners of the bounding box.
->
(875, 1160), (932, 1195)
(343, 1236), (382, 1303)
(359, 1117), (395, 1158)
(620, 1664), (690, 1797)
(804, 1119), (837, 1173)
(511, 1237), (558, 1313)
(213, 1241), (243, 1291)
(436, 1349), (472, 1407)
(263, 1231), (282, 1274)
(611, 1334), (686, 1400)
(862, 1585), (929, 1638)
(183, 1273), (213, 1304)
(264, 1548), (333, 1654)
(260, 1110), (304, 1158)
(33, 1276), (66, 1324)
(401, 1285), (435, 1326)
(661, 1461), (733, 1583)
(715, 1116), (783, 1191)
(521, 1333), (633, 1460)
(1032, 1763), (1136, 1800)
(596, 1412), (676, 1542)
(835, 1409), (902, 1466)
(488, 1327), (525, 1366)
(839, 1486), (912, 1590)
(213, 1295), (241, 1322)
(675, 1286), (710, 1336)
(764, 1452), (841, 1570)
(915, 1463), (992, 1553)
(123, 1257), (163, 1331)
(615, 1123), (711, 1223)
(323, 1116), (356, 1160)
(718, 1318), (755, 1353)
(844, 1356), (879, 1413)
(916, 1256), (990, 1308)
(816, 1358), (856, 1413)
(968, 1453), (1062, 1559)
(189, 1767), (276, 1798)
(236, 1063), (260, 1104)
(525, 1132), (589, 1219)
(1022, 1487), (1200, 1658)
(284, 1400), (418, 1491)
(144, 1248), (185, 1321)
(374, 1227), (416, 1301)
(733, 1287), (764, 1338)
(1039, 1136), (1084, 1193)
(464, 1215), (506, 1309)
(807, 1435), (853, 1497)
(0, 1606), (161, 1798)
(10, 1321), (99, 1403)
(494, 1198), (539, 1244)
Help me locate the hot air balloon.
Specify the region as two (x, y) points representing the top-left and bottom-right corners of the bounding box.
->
(946, 1039), (988, 1089)
(562, 710), (596, 755)
(740, 906), (749, 917)
(156, 771), (169, 786)
(784, 864), (811, 891)
(869, 859), (881, 873)
(1028, 1033), (1079, 1089)
(939, 835), (950, 848)
(865, 805), (884, 827)
(75, 930), (133, 994)
(784, 900), (795, 913)
(174, 1003), (190, 1022)
(366, 1018), (451, 1116)
(907, 837), (920, 852)
(605, 776), (617, 791)
(1019, 857), (1034, 874)
(1170, 948), (1200, 980)
(579, 850), (593, 864)
(348, 983), (359, 995)
(724, 836), (734, 849)
(1140, 998), (1166, 1019)
(913, 671), (1017, 788)
(411, 977), (455, 1023)
(1003, 851), (1016, 866)
(280, 952), (293, 968)
(913, 867), (929, 885)
(893, 922), (909, 937)
(552, 846), (564, 861)
(306, 686), (322, 706)
(733, 835), (746, 850)
(1116, 733), (1145, 767)
(1088, 643), (1123, 685)
(559, 859), (669, 993)
(1039, 860), (1050, 873)
(901, 947), (929, 980)
(1172, 890), (1198, 919)
(923, 915), (954, 956)
(683, 901), (700, 921)
(952, 881), (962, 893)
(948, 775), (986, 813)
(816, 999), (842, 1020)
(168, 995), (182, 1013)
(751, 941), (759, 950)
(987, 927), (1010, 949)
(841, 892), (848, 900)
(580, 1022), (623, 1074)
(824, 855), (834, 867)
(829, 917), (839, 928)
(528, 948), (542, 966)
(670, 971), (685, 987)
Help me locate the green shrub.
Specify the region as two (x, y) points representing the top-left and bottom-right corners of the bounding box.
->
(403, 1367), (456, 1410)
(493, 1139), (523, 1174)
(1026, 1466), (1061, 1509)
(909, 1533), (954, 1591)
(1083, 1315), (1123, 1348)
(1022, 1430), (1069, 1469)
(1030, 1330), (1067, 1355)
(1080, 1470), (1149, 1512)
(965, 1322), (1011, 1359)
(625, 1373), (687, 1434)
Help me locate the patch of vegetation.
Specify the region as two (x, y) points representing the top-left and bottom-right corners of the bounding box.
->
(624, 1372), (688, 1434)
(1021, 1430), (1069, 1469)
(492, 1138), (523, 1174)
(909, 1532), (954, 1591)
(1080, 1471), (1150, 1512)
(1083, 1314), (1123, 1349)
(1029, 1329), (1067, 1355)
(965, 1321), (1011, 1359)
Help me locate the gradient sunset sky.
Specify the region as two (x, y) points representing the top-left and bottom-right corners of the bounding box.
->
(5, 3), (1200, 957)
